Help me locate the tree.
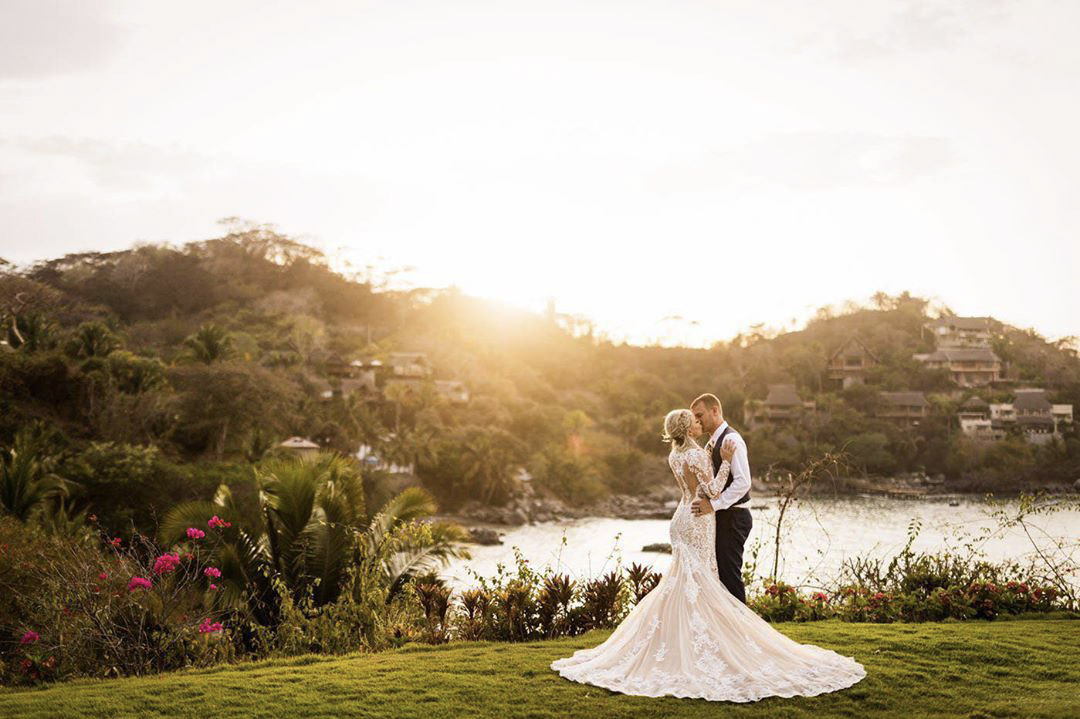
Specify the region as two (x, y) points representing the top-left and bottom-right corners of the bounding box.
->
(383, 381), (414, 435)
(0, 423), (68, 522)
(615, 413), (648, 451)
(167, 361), (301, 457)
(162, 452), (469, 616)
(460, 427), (522, 505)
(67, 321), (120, 359)
(846, 433), (896, 476)
(183, 323), (233, 364)
(7, 312), (56, 352)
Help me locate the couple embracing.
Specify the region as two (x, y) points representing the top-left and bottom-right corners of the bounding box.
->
(551, 394), (866, 703)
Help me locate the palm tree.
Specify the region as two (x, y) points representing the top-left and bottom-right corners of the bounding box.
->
(69, 321), (119, 359)
(161, 451), (468, 616)
(461, 431), (516, 505)
(184, 323), (233, 364)
(342, 395), (387, 454)
(382, 381), (413, 435)
(8, 312), (55, 351)
(0, 424), (68, 522)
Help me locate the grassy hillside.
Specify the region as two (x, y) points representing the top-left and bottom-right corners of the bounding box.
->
(1, 620), (1077, 718)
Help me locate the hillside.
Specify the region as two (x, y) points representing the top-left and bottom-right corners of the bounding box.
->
(2, 225), (1079, 535)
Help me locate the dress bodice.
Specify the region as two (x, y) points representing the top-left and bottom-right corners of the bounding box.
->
(666, 445), (730, 580)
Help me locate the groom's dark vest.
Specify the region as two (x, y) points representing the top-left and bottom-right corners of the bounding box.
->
(711, 425), (750, 508)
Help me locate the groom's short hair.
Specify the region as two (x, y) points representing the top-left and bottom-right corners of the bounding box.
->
(691, 393), (722, 415)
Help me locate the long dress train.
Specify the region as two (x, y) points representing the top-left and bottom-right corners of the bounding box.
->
(550, 445), (866, 702)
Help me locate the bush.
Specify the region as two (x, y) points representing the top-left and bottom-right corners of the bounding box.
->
(0, 517), (231, 684)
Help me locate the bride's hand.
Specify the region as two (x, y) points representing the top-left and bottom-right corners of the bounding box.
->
(720, 437), (736, 462)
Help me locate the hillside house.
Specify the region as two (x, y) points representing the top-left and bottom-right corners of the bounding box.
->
(827, 338), (877, 389)
(435, 379), (470, 404)
(960, 418), (999, 442)
(989, 403), (1016, 423)
(746, 384), (815, 427)
(323, 352), (353, 378)
(915, 348), (1002, 387)
(876, 391), (929, 426)
(279, 436), (321, 456)
(988, 389), (1073, 444)
(957, 396), (989, 421)
(922, 316), (994, 348)
(388, 352), (432, 379)
(958, 397), (998, 441)
(1052, 404), (1074, 429)
(338, 373), (378, 401)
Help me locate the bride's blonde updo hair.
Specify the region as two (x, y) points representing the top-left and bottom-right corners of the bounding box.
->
(663, 408), (696, 451)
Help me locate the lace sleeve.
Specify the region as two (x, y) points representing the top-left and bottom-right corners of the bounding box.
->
(692, 449), (730, 498)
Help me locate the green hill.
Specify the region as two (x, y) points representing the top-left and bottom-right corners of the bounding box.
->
(2, 225), (1078, 530)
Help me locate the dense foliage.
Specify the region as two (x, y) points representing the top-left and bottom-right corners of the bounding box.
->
(2, 225), (1078, 522)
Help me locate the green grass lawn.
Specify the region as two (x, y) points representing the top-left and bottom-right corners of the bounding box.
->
(2, 619), (1078, 718)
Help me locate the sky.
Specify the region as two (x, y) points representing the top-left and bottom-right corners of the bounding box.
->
(1, 0), (1078, 346)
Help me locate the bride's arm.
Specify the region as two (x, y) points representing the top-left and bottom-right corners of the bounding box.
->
(692, 450), (731, 499)
(691, 444), (734, 496)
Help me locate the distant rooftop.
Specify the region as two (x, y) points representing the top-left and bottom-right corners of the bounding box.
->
(1013, 389), (1052, 412)
(279, 436), (320, 449)
(765, 384), (803, 407)
(925, 316), (994, 331)
(880, 391), (929, 408)
(924, 348), (1001, 362)
(829, 337), (877, 360)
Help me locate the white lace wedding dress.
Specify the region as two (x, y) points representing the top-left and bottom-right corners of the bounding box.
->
(550, 445), (866, 702)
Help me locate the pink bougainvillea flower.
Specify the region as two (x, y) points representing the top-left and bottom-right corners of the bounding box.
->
(198, 619), (224, 635)
(186, 527), (206, 540)
(98, 572), (108, 581)
(20, 630), (40, 645)
(204, 567), (221, 579)
(110, 537), (122, 547)
(207, 515), (232, 529)
(127, 577), (152, 592)
(209, 583), (218, 591)
(153, 553), (181, 575)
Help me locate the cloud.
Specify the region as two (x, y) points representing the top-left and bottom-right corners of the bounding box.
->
(651, 132), (953, 193)
(794, 0), (1015, 62)
(0, 1), (122, 78)
(2, 136), (210, 193)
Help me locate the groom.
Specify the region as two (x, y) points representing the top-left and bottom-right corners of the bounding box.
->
(689, 393), (753, 603)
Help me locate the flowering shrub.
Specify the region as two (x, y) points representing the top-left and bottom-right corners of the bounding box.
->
(127, 576), (153, 592)
(152, 553), (181, 575)
(198, 619), (224, 635)
(0, 516), (231, 684)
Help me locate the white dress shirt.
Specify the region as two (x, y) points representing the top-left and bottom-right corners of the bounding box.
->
(706, 421), (751, 511)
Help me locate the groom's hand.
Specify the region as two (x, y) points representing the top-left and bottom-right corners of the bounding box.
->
(690, 497), (711, 516)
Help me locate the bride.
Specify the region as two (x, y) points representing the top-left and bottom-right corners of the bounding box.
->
(550, 408), (866, 702)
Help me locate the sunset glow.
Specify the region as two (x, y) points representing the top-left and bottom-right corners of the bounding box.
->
(2, 1), (1078, 345)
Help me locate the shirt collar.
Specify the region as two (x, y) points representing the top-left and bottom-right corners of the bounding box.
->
(709, 421), (729, 446)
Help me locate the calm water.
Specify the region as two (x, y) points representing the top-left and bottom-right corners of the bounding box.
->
(443, 496), (1080, 589)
